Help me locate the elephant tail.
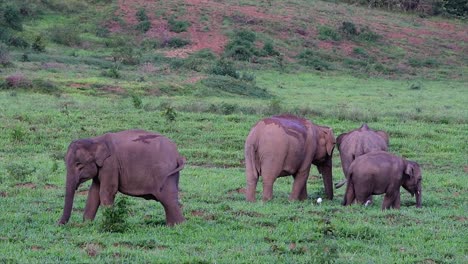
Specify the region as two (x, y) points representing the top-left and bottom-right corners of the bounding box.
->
(245, 143), (259, 179)
(159, 156), (186, 192)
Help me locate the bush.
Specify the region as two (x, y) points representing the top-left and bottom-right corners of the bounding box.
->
(297, 50), (332, 71)
(168, 17), (191, 33)
(444, 0), (468, 17)
(136, 8), (148, 22)
(49, 25), (81, 46)
(408, 57), (439, 68)
(224, 29), (258, 61)
(340, 21), (358, 37)
(0, 43), (11, 66)
(166, 37), (190, 48)
(101, 64), (121, 78)
(318, 26), (342, 41)
(262, 41), (280, 56)
(3, 5), (23, 31)
(111, 45), (141, 65)
(209, 59), (239, 78)
(7, 35), (29, 48)
(32, 35), (46, 52)
(161, 104), (177, 122)
(4, 73), (32, 89)
(100, 196), (130, 233)
(135, 8), (151, 33)
(356, 26), (381, 43)
(202, 75), (271, 98)
(131, 94), (142, 109)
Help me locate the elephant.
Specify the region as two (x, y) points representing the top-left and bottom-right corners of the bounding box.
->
(58, 130), (186, 226)
(244, 115), (336, 202)
(342, 151), (422, 209)
(335, 123), (389, 189)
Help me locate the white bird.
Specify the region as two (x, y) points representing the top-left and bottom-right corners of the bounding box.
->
(316, 197), (322, 204)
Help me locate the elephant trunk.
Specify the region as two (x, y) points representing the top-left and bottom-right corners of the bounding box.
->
(58, 173), (77, 225)
(415, 184), (422, 208)
(318, 159), (333, 200)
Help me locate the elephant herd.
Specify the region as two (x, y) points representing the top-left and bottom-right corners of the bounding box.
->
(58, 115), (422, 227)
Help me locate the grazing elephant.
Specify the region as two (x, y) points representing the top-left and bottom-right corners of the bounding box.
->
(58, 130), (186, 226)
(343, 151), (422, 209)
(244, 115), (335, 202)
(335, 124), (389, 189)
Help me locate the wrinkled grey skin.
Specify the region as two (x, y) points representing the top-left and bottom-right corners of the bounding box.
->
(343, 151), (422, 209)
(245, 115), (335, 202)
(335, 124), (389, 189)
(58, 130), (185, 226)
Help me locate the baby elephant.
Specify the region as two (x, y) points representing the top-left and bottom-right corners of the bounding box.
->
(343, 151), (422, 209)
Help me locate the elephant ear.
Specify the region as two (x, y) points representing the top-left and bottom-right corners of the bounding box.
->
(376, 130), (389, 146)
(94, 140), (111, 167)
(405, 162), (415, 178)
(325, 127), (335, 156)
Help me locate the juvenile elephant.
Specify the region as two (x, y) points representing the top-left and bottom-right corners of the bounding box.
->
(244, 115), (335, 202)
(335, 124), (389, 189)
(343, 151), (422, 209)
(58, 130), (186, 226)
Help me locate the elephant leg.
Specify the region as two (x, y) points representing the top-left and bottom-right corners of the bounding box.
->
(343, 177), (356, 206)
(246, 172), (259, 202)
(83, 180), (101, 221)
(290, 172), (308, 201)
(158, 172), (185, 226)
(98, 165), (118, 206)
(262, 178), (275, 202)
(382, 192), (398, 210)
(392, 192), (401, 209)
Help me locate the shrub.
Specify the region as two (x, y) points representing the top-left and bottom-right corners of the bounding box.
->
(444, 0), (468, 17)
(161, 104), (177, 122)
(166, 37), (190, 48)
(262, 41), (280, 56)
(136, 8), (148, 22)
(49, 25), (81, 46)
(297, 50), (332, 71)
(219, 102), (238, 115)
(9, 126), (28, 143)
(168, 17), (191, 33)
(408, 57), (439, 68)
(209, 59), (239, 78)
(111, 45), (140, 65)
(101, 64), (121, 78)
(340, 21), (358, 37)
(4, 73), (32, 89)
(0, 43), (11, 66)
(100, 196), (130, 233)
(32, 35), (46, 52)
(202, 75), (271, 98)
(264, 98), (283, 115)
(318, 26), (342, 41)
(356, 26), (381, 43)
(136, 20), (151, 33)
(224, 29), (258, 61)
(3, 5), (23, 31)
(131, 94), (142, 109)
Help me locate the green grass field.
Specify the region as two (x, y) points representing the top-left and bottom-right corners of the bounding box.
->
(1, 0), (467, 263)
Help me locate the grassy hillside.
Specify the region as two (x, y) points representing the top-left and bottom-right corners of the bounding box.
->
(0, 0), (467, 263)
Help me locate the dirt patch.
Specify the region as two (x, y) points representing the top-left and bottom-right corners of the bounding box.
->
(31, 246), (43, 251)
(227, 188), (246, 195)
(15, 183), (36, 189)
(190, 210), (216, 220)
(44, 184), (58, 189)
(77, 190), (88, 196)
(0, 192), (7, 197)
(69, 83), (90, 89)
(100, 85), (127, 95)
(83, 243), (103, 257)
(463, 166), (468, 173)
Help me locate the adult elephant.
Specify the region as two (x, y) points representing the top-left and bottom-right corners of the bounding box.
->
(244, 115), (335, 202)
(58, 130), (185, 226)
(335, 124), (389, 188)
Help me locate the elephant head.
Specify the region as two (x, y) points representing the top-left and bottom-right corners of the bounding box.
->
(58, 137), (111, 225)
(314, 126), (336, 200)
(402, 160), (422, 208)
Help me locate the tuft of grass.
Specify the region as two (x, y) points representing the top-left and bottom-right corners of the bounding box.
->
(100, 196), (131, 233)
